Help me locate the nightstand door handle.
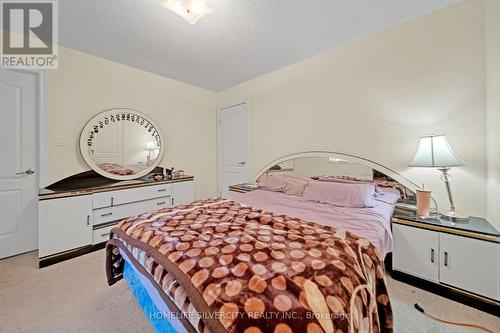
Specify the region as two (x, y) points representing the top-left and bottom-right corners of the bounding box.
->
(430, 248), (435, 263)
(444, 251), (449, 266)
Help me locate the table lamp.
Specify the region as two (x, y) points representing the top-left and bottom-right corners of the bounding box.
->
(409, 134), (469, 222)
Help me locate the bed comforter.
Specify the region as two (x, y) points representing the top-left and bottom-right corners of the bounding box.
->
(106, 198), (393, 333)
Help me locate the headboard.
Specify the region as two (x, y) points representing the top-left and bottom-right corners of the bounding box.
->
(255, 151), (422, 203)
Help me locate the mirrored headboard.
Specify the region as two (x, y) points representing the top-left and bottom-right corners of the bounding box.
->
(256, 151), (420, 203)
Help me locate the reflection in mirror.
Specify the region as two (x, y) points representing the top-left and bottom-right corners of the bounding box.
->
(80, 109), (164, 180)
(257, 154), (417, 202)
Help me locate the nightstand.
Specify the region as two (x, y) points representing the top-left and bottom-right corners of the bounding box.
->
(391, 208), (500, 314)
(228, 183), (258, 195)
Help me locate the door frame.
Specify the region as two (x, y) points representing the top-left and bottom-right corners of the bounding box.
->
(217, 100), (249, 197)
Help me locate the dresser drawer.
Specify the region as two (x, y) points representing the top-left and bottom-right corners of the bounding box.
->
(92, 224), (116, 245)
(93, 184), (172, 208)
(93, 195), (172, 226)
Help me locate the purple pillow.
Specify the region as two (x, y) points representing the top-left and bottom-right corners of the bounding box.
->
(303, 181), (376, 208)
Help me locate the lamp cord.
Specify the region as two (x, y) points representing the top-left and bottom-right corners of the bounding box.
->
(414, 303), (495, 333)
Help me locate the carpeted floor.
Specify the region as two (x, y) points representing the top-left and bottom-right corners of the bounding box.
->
(0, 250), (498, 333)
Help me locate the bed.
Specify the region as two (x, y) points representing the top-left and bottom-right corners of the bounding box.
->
(106, 153), (415, 333)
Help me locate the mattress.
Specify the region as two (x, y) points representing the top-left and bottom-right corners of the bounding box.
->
(106, 197), (394, 333)
(233, 189), (396, 258)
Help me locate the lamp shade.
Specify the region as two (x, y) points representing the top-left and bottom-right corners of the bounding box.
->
(409, 135), (465, 168)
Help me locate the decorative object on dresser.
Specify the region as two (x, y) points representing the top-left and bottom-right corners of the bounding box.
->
(80, 108), (164, 180)
(410, 134), (469, 222)
(38, 170), (194, 267)
(392, 208), (500, 315)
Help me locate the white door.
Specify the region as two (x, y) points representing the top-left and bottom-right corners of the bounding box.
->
(393, 224), (439, 282)
(0, 70), (38, 259)
(218, 103), (249, 198)
(440, 233), (500, 300)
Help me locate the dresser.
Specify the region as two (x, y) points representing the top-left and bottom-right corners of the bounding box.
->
(38, 175), (194, 267)
(392, 208), (500, 314)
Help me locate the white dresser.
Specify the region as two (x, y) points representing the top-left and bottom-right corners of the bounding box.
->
(38, 177), (194, 266)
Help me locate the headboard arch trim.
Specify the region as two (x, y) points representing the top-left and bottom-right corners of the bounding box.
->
(255, 150), (420, 194)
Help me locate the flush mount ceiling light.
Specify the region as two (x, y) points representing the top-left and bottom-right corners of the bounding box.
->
(161, 0), (213, 24)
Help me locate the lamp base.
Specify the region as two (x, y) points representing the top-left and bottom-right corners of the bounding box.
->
(440, 211), (470, 223)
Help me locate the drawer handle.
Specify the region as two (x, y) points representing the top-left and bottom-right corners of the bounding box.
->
(157, 201), (166, 206)
(101, 232), (111, 237)
(101, 212), (113, 217)
(444, 251), (449, 266)
(430, 248), (435, 263)
(87, 215), (90, 226)
(111, 197), (114, 206)
(158, 188), (167, 192)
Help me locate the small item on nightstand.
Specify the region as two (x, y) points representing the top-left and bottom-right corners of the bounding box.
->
(416, 188), (432, 218)
(171, 170), (178, 179)
(178, 169), (184, 177)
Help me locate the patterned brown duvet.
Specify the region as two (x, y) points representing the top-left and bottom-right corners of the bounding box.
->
(106, 198), (393, 333)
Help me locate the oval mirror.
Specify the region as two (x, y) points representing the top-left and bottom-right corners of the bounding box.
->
(80, 108), (164, 180)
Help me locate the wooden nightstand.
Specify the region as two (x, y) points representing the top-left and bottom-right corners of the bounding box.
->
(391, 207), (500, 315)
(228, 183), (258, 195)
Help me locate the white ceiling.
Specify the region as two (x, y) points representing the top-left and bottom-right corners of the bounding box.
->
(59, 0), (461, 91)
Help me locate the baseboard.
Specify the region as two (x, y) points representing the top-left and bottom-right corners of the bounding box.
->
(38, 242), (106, 268)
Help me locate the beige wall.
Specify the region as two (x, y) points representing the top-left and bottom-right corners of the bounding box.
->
(485, 0), (500, 227)
(47, 47), (218, 199)
(219, 1), (489, 223)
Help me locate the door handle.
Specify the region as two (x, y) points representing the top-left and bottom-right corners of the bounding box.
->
(430, 248), (435, 263)
(86, 215), (90, 226)
(444, 251), (449, 266)
(16, 168), (35, 175)
(237, 161), (246, 166)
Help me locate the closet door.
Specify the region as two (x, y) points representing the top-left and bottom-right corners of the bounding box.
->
(393, 224), (439, 282)
(440, 233), (499, 300)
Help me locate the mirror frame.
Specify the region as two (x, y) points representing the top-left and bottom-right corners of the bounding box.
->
(79, 108), (165, 180)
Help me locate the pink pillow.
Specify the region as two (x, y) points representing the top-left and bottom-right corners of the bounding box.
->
(257, 174), (309, 195)
(257, 174), (288, 192)
(303, 181), (376, 208)
(283, 176), (309, 196)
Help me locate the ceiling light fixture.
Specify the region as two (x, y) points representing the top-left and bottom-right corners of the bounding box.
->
(161, 0), (213, 25)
